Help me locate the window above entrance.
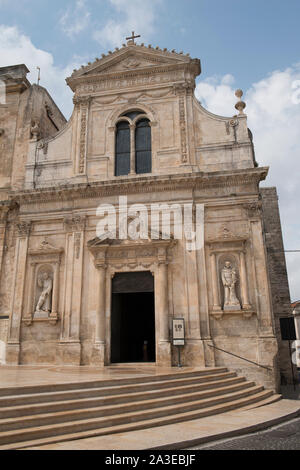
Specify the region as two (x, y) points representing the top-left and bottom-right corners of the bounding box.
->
(115, 110), (152, 177)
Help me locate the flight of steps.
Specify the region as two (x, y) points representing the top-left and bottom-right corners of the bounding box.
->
(0, 367), (281, 450)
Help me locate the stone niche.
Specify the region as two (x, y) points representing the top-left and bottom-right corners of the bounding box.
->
(208, 236), (254, 320)
(23, 240), (64, 326)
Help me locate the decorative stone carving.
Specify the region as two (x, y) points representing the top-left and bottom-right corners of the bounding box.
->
(16, 221), (31, 237)
(30, 120), (40, 140)
(221, 261), (241, 311)
(23, 240), (64, 326)
(179, 95), (187, 163)
(35, 270), (53, 317)
(208, 237), (254, 319)
(244, 202), (262, 218)
(0, 128), (4, 137)
(235, 89), (246, 115)
(64, 215), (86, 232)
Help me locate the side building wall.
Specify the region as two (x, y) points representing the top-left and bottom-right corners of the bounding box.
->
(260, 187), (296, 384)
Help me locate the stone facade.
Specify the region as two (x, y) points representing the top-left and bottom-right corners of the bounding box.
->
(0, 42), (293, 390)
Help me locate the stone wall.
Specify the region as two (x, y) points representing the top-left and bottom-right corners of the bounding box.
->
(0, 318), (8, 364)
(261, 187), (296, 384)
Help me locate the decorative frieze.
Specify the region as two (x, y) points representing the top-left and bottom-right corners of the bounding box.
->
(75, 71), (185, 94)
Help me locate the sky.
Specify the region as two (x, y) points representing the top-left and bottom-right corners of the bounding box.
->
(0, 0), (299, 301)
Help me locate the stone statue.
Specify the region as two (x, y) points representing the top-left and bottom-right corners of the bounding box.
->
(221, 261), (241, 310)
(35, 272), (53, 315)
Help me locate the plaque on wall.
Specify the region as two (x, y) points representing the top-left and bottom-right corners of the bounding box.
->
(172, 318), (185, 346)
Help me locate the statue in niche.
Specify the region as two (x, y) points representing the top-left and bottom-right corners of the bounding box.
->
(35, 272), (53, 316)
(221, 261), (241, 310)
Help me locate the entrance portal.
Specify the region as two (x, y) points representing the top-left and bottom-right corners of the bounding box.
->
(111, 272), (156, 363)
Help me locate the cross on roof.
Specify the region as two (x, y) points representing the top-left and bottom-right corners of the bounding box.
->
(126, 31), (141, 44)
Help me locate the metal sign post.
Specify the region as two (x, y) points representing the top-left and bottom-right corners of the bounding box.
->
(172, 318), (185, 368)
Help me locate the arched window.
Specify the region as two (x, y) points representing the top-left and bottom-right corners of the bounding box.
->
(115, 112), (152, 176)
(135, 119), (152, 174)
(115, 121), (130, 176)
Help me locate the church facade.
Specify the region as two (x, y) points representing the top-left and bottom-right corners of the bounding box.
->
(0, 38), (293, 390)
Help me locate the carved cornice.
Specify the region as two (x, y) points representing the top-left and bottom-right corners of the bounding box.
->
(10, 168), (269, 205)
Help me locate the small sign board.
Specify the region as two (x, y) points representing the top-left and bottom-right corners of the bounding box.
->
(172, 318), (185, 346)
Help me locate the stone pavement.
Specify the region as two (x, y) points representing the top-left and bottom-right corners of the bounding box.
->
(189, 417), (300, 450)
(27, 400), (300, 450)
(0, 364), (181, 388)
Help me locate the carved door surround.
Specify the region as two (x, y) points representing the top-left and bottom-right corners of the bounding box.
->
(23, 240), (64, 326)
(208, 236), (254, 320)
(88, 235), (175, 366)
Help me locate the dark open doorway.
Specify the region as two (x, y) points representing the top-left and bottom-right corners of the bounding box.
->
(111, 272), (156, 363)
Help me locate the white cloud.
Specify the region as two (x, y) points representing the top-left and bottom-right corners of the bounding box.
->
(59, 0), (91, 39)
(0, 25), (81, 117)
(196, 66), (300, 301)
(93, 0), (160, 48)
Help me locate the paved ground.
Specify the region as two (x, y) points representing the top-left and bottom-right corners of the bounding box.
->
(0, 364), (200, 388)
(188, 417), (300, 450)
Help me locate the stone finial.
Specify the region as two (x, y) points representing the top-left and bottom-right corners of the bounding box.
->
(235, 89), (246, 115)
(30, 120), (40, 141)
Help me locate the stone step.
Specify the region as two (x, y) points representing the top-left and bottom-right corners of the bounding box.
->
(0, 367), (228, 397)
(0, 375), (245, 418)
(0, 371), (236, 407)
(238, 394), (282, 410)
(0, 389), (274, 448)
(0, 381), (258, 431)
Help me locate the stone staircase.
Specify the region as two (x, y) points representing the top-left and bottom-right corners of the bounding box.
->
(0, 367), (281, 449)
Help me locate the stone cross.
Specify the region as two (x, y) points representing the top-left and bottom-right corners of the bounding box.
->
(126, 31), (141, 45)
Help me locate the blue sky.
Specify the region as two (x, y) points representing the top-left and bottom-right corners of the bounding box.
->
(1, 0), (300, 91)
(0, 0), (299, 300)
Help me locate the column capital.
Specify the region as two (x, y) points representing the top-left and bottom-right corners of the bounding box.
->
(64, 215), (86, 232)
(16, 220), (31, 237)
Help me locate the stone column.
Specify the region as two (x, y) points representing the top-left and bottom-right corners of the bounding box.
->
(6, 221), (31, 364)
(93, 262), (107, 366)
(129, 124), (136, 175)
(0, 206), (9, 276)
(155, 247), (171, 366)
(24, 262), (37, 324)
(210, 252), (222, 313)
(50, 262), (60, 319)
(239, 250), (251, 309)
(59, 216), (86, 365)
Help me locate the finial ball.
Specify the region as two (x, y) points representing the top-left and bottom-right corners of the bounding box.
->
(235, 89), (243, 99)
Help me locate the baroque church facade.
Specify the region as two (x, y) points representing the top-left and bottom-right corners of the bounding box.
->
(0, 36), (293, 391)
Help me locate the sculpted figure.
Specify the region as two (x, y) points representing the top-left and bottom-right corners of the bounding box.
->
(221, 261), (241, 309)
(35, 272), (53, 314)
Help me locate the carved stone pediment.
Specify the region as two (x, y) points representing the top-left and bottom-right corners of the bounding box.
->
(29, 238), (64, 257)
(67, 45), (201, 92)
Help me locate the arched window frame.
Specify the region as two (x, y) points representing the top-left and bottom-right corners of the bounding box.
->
(114, 111), (152, 176)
